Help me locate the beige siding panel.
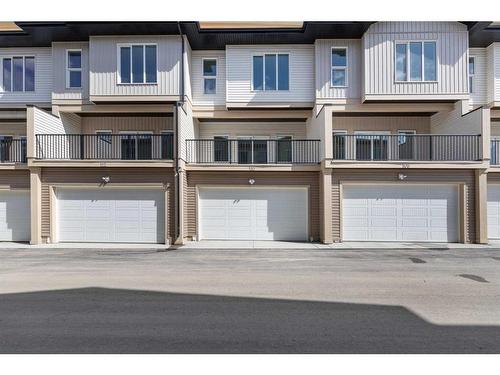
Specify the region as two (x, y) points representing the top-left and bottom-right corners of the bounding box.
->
(183, 37), (192, 101)
(332, 116), (430, 133)
(0, 170), (30, 189)
(226, 45), (315, 104)
(469, 48), (487, 106)
(0, 122), (27, 137)
(0, 47), (52, 104)
(331, 169), (476, 243)
(81, 116), (173, 133)
(178, 102), (195, 160)
(52, 42), (90, 101)
(33, 107), (81, 134)
(89, 36), (181, 97)
(198, 121), (307, 139)
(185, 171), (320, 240)
(362, 22), (469, 97)
(191, 50), (226, 106)
(315, 39), (362, 100)
(40, 167), (175, 240)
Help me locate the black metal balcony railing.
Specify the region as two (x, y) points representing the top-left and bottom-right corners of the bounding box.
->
(35, 134), (174, 160)
(186, 139), (321, 164)
(332, 134), (481, 162)
(491, 140), (500, 165)
(0, 138), (27, 163)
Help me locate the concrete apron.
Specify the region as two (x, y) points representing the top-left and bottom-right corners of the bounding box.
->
(0, 240), (495, 251)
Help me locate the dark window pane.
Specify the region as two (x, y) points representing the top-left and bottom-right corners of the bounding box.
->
(264, 54), (276, 90)
(395, 44), (407, 81)
(13, 57), (24, 91)
(333, 134), (346, 160)
(2, 58), (11, 92)
(24, 57), (35, 91)
(161, 133), (174, 160)
(237, 140), (252, 164)
(145, 45), (157, 83)
(423, 41), (436, 81)
(132, 45), (144, 83)
(203, 59), (217, 76)
(121, 135), (136, 160)
(204, 78), (216, 94)
(214, 136), (229, 162)
(252, 56), (263, 91)
(332, 48), (347, 67)
(68, 51), (81, 69)
(137, 134), (152, 160)
(120, 47), (131, 83)
(409, 42), (422, 81)
(277, 137), (292, 163)
(253, 140), (268, 163)
(469, 57), (475, 74)
(69, 71), (81, 88)
(277, 54), (289, 90)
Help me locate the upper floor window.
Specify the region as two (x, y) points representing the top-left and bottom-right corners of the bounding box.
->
(203, 58), (217, 94)
(395, 41), (437, 82)
(66, 50), (82, 89)
(468, 56), (475, 94)
(118, 44), (157, 84)
(252, 53), (289, 91)
(331, 48), (348, 87)
(1, 56), (35, 92)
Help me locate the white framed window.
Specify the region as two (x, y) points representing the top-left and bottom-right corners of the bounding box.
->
(469, 56), (475, 94)
(331, 47), (348, 87)
(117, 44), (157, 84)
(252, 53), (289, 91)
(1, 56), (35, 92)
(395, 41), (437, 82)
(66, 49), (82, 89)
(202, 58), (217, 94)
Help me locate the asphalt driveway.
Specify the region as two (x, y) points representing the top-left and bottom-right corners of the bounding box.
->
(0, 247), (499, 353)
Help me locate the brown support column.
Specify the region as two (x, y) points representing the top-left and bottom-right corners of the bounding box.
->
(30, 167), (42, 245)
(475, 169), (488, 244)
(320, 167), (333, 244)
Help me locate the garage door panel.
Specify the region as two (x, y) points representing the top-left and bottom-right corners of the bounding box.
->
(0, 191), (30, 242)
(199, 187), (307, 241)
(343, 185), (458, 242)
(487, 184), (500, 239)
(57, 189), (164, 243)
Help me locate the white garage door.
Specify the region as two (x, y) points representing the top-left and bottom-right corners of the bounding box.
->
(57, 188), (164, 243)
(199, 187), (308, 241)
(487, 184), (500, 239)
(0, 190), (30, 242)
(343, 184), (458, 242)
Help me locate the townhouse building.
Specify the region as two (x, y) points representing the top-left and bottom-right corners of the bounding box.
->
(0, 21), (499, 245)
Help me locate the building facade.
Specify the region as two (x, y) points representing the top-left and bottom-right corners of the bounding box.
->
(0, 21), (499, 245)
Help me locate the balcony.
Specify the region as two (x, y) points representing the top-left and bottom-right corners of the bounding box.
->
(35, 134), (174, 161)
(332, 134), (482, 162)
(186, 139), (321, 164)
(0, 138), (27, 164)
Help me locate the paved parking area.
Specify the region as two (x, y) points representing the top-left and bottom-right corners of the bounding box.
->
(0, 246), (499, 353)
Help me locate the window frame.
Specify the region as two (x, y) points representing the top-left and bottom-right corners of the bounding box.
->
(66, 49), (82, 89)
(1, 55), (36, 93)
(330, 47), (348, 88)
(468, 56), (475, 94)
(116, 43), (158, 85)
(202, 57), (217, 95)
(394, 40), (438, 83)
(251, 52), (290, 92)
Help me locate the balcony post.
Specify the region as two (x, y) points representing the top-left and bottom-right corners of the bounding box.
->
(320, 168), (333, 244)
(475, 169), (488, 244)
(30, 167), (42, 245)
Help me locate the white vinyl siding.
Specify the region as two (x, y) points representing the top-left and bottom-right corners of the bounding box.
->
(89, 36), (181, 97)
(486, 43), (500, 104)
(0, 47), (51, 103)
(342, 184), (459, 242)
(362, 22), (469, 99)
(198, 187), (308, 241)
(52, 42), (89, 101)
(226, 45), (314, 104)
(198, 121), (307, 139)
(315, 40), (361, 100)
(192, 51), (226, 106)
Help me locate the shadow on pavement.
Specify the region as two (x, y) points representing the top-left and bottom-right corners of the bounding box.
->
(0, 287), (498, 354)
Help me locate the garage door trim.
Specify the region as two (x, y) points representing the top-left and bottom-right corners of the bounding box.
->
(0, 188), (31, 242)
(53, 184), (168, 244)
(340, 182), (462, 242)
(196, 185), (310, 241)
